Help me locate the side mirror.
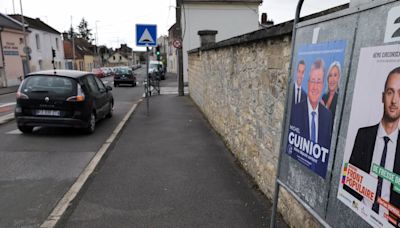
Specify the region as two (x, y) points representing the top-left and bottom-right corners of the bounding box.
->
(106, 85), (113, 91)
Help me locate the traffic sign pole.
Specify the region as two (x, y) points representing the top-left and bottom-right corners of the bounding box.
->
(136, 24), (157, 116)
(146, 46), (150, 116)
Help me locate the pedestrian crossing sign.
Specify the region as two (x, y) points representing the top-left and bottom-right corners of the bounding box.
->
(136, 24), (157, 47)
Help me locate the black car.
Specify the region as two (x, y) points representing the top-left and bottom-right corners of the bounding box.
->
(113, 67), (137, 87)
(15, 70), (114, 134)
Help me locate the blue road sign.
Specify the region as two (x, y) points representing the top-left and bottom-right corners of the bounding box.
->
(136, 24), (157, 47)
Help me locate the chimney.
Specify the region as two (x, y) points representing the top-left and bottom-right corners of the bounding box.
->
(62, 32), (69, 40)
(261, 13), (267, 24)
(198, 30), (218, 47)
(261, 13), (274, 27)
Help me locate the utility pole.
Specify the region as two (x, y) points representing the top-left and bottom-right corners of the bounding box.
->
(146, 46), (150, 116)
(19, 0), (30, 76)
(176, 0), (184, 96)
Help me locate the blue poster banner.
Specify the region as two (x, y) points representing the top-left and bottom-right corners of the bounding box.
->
(286, 40), (346, 178)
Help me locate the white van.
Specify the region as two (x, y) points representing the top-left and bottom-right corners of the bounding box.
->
(149, 61), (165, 80)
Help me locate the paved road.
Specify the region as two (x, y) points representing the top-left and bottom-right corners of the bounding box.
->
(0, 68), (146, 227)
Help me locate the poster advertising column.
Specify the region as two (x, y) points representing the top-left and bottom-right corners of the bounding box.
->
(338, 44), (400, 227)
(286, 40), (346, 178)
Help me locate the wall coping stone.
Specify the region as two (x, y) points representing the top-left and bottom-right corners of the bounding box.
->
(188, 3), (349, 54)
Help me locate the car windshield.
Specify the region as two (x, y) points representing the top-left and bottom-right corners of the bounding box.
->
(149, 64), (161, 70)
(149, 64), (157, 69)
(21, 76), (76, 95)
(116, 68), (131, 74)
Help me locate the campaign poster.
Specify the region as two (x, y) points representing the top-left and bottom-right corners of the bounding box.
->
(286, 40), (346, 178)
(338, 44), (400, 227)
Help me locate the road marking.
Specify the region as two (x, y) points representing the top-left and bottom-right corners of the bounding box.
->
(6, 129), (21, 135)
(40, 98), (143, 228)
(0, 113), (14, 124)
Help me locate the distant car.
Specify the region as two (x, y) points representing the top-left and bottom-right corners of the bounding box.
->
(15, 70), (114, 134)
(92, 68), (105, 78)
(149, 61), (165, 80)
(113, 67), (137, 87)
(101, 67), (112, 77)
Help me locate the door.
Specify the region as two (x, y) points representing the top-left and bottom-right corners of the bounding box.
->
(93, 76), (109, 116)
(86, 75), (107, 119)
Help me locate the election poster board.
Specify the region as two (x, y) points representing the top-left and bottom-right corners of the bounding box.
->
(338, 44), (400, 228)
(286, 40), (346, 178)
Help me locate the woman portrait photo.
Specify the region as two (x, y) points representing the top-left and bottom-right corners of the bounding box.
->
(322, 61), (341, 120)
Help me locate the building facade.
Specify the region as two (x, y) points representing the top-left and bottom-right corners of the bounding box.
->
(116, 44), (133, 66)
(182, 0), (262, 82)
(107, 52), (129, 67)
(167, 23), (178, 74)
(0, 13), (29, 87)
(9, 15), (65, 72)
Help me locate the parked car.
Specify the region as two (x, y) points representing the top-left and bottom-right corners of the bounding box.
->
(15, 70), (114, 134)
(113, 67), (137, 87)
(101, 67), (112, 77)
(149, 60), (165, 80)
(92, 68), (105, 78)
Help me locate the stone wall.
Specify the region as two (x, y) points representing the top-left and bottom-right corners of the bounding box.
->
(188, 33), (319, 227)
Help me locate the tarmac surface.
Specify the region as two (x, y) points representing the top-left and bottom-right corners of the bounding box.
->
(59, 74), (288, 227)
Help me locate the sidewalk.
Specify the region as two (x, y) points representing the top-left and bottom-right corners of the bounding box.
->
(60, 78), (288, 227)
(0, 85), (18, 95)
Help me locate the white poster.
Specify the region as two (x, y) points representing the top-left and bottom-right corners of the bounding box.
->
(338, 44), (400, 228)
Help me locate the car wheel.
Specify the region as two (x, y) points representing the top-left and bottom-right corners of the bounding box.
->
(18, 125), (33, 133)
(114, 82), (118, 87)
(106, 102), (113, 118)
(134, 82), (137, 87)
(84, 113), (96, 134)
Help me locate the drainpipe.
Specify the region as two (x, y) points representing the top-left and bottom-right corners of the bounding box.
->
(0, 27), (6, 87)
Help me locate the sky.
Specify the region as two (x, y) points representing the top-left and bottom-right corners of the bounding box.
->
(0, 0), (349, 51)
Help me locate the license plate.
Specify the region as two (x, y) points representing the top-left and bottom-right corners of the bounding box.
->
(36, 109), (60, 116)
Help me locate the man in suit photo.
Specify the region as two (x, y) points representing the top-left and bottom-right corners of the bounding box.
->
(344, 66), (400, 225)
(293, 60), (307, 106)
(290, 59), (333, 149)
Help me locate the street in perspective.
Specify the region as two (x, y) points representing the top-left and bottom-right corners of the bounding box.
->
(1, 0), (400, 228)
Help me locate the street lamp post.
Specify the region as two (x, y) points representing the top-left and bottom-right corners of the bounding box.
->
(95, 20), (100, 67)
